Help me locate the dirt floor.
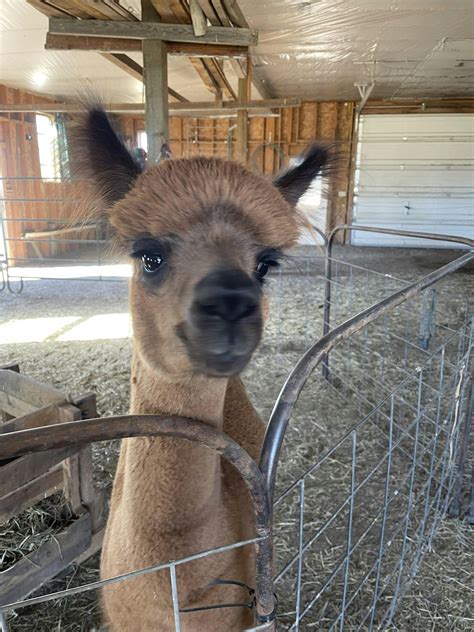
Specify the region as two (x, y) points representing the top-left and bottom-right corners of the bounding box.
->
(1, 245), (473, 631)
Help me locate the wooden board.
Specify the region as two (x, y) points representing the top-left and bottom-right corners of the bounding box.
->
(48, 17), (259, 46)
(0, 447), (80, 497)
(0, 466), (63, 522)
(0, 513), (92, 607)
(0, 369), (66, 417)
(1, 402), (80, 434)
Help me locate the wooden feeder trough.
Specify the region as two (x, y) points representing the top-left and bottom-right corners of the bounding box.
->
(0, 363), (106, 607)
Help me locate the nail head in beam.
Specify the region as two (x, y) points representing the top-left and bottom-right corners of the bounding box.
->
(48, 17), (259, 47)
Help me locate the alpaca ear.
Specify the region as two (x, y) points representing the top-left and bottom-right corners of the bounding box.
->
(273, 143), (331, 206)
(72, 106), (143, 207)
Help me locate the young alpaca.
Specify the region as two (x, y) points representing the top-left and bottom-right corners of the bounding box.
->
(75, 109), (329, 631)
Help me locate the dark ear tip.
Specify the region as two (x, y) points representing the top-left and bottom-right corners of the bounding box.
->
(69, 99), (143, 207)
(273, 141), (336, 205)
(298, 142), (338, 174)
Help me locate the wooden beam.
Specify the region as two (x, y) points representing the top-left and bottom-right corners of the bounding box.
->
(101, 52), (143, 81)
(0, 98), (301, 114)
(221, 0), (248, 27)
(204, 58), (237, 100)
(48, 17), (258, 46)
(167, 41), (247, 58)
(236, 72), (250, 163)
(46, 32), (142, 51)
(45, 33), (248, 58)
(141, 0), (169, 163)
(0, 466), (63, 523)
(100, 52), (189, 102)
(189, 0), (207, 36)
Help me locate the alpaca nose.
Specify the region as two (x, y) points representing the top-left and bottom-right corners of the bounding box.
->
(193, 269), (259, 323)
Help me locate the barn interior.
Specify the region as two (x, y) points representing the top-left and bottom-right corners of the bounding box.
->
(0, 2), (473, 631)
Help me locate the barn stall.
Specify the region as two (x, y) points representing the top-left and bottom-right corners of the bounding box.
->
(0, 1), (473, 631)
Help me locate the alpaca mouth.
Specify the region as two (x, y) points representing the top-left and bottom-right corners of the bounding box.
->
(199, 349), (253, 377)
(176, 322), (258, 377)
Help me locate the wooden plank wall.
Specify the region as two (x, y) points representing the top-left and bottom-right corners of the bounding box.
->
(0, 85), (81, 262)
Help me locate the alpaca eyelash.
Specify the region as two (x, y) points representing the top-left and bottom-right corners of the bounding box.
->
(257, 248), (283, 267)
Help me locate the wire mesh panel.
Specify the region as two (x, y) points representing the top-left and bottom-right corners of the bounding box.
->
(270, 297), (472, 630)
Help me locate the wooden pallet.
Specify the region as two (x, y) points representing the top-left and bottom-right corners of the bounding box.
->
(0, 363), (106, 607)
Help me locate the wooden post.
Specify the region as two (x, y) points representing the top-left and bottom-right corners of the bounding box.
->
(236, 59), (251, 163)
(141, 0), (169, 163)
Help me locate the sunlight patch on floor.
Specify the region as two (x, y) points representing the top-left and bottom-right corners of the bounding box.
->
(0, 313), (132, 344)
(57, 313), (131, 341)
(0, 316), (81, 344)
(7, 263), (132, 280)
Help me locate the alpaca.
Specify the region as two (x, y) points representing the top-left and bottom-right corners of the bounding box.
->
(74, 108), (329, 631)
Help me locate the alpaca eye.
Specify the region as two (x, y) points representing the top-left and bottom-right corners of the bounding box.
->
(255, 251), (281, 282)
(255, 261), (269, 279)
(141, 253), (163, 273)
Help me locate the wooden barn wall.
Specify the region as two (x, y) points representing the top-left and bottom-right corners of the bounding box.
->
(0, 85), (82, 263)
(120, 100), (356, 238)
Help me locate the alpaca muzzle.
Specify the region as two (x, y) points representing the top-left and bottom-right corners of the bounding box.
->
(181, 269), (263, 376)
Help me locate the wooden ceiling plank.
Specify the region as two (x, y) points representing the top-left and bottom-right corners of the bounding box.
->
(45, 0), (93, 19)
(208, 59), (237, 99)
(211, 1), (231, 26)
(26, 0), (76, 18)
(221, 0), (248, 27)
(189, 0), (207, 36)
(150, 1), (177, 21)
(196, 1), (220, 25)
(189, 58), (219, 94)
(101, 0), (138, 20)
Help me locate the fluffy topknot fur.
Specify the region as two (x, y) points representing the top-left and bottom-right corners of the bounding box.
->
(71, 106), (332, 249)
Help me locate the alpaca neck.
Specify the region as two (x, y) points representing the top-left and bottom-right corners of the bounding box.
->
(121, 351), (228, 530)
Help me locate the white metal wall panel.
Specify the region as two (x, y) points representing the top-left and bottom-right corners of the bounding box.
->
(352, 114), (474, 248)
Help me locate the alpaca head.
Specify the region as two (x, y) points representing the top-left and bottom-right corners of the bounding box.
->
(75, 108), (330, 377)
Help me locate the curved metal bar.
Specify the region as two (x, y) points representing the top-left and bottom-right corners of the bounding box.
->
(259, 249), (474, 507)
(0, 415), (275, 627)
(250, 143), (285, 174)
(307, 224), (328, 247)
(6, 276), (24, 294)
(0, 261), (6, 292)
(321, 226), (474, 378)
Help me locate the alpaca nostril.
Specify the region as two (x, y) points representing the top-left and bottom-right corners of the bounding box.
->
(197, 294), (258, 322)
(193, 268), (261, 325)
(238, 302), (257, 319)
